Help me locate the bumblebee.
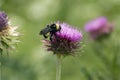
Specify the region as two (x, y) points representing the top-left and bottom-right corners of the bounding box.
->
(39, 23), (61, 41)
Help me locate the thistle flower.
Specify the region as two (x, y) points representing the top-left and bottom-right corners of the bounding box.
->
(40, 22), (82, 80)
(0, 12), (8, 31)
(42, 22), (82, 56)
(84, 17), (114, 40)
(0, 11), (19, 54)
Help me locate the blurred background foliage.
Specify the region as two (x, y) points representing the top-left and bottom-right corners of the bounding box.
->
(0, 0), (120, 80)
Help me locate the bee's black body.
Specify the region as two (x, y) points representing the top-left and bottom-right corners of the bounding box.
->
(40, 23), (61, 41)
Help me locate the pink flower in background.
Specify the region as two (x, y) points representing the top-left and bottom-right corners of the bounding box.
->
(84, 17), (114, 40)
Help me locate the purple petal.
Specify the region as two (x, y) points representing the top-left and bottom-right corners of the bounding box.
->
(0, 11), (8, 30)
(57, 23), (82, 42)
(85, 17), (107, 32)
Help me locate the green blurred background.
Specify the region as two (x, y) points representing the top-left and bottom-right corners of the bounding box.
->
(0, 0), (120, 80)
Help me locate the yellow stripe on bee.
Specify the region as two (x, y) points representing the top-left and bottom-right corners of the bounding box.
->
(56, 24), (60, 30)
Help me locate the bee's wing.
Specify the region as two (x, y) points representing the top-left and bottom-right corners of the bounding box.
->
(39, 27), (52, 35)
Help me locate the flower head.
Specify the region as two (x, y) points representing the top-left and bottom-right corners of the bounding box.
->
(0, 11), (20, 54)
(41, 22), (82, 56)
(0, 12), (8, 31)
(84, 17), (114, 40)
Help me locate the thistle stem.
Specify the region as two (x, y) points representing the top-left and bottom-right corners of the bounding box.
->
(56, 56), (62, 80)
(0, 52), (3, 80)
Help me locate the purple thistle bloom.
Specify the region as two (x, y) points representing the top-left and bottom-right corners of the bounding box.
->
(84, 17), (114, 40)
(56, 23), (82, 42)
(0, 11), (8, 31)
(85, 17), (107, 32)
(42, 22), (82, 56)
(0, 11), (20, 55)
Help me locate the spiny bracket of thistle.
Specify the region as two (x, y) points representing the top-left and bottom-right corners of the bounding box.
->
(0, 11), (20, 55)
(40, 22), (83, 57)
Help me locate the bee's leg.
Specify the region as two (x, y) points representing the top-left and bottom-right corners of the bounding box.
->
(50, 33), (53, 41)
(54, 33), (59, 42)
(43, 34), (48, 38)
